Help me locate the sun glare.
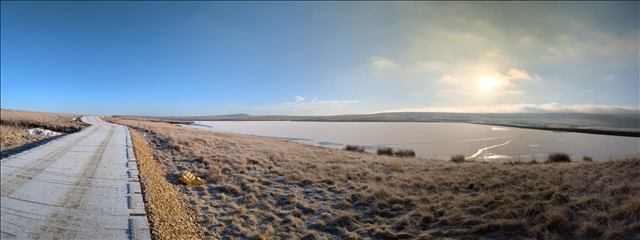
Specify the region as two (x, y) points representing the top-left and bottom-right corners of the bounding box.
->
(476, 76), (500, 93)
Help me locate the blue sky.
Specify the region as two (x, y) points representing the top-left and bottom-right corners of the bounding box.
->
(1, 1), (638, 115)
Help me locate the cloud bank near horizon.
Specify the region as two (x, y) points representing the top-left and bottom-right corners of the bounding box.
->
(380, 103), (640, 114)
(244, 97), (638, 116)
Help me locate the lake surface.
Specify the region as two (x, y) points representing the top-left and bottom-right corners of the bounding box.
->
(188, 121), (640, 161)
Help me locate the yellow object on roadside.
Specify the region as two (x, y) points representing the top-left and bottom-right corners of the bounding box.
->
(179, 171), (204, 186)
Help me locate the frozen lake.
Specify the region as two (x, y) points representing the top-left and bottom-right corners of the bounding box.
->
(188, 121), (640, 161)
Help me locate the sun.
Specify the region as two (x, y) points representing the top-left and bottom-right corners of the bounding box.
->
(476, 76), (500, 93)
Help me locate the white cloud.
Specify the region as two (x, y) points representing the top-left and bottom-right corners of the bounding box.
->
(381, 103), (639, 114)
(438, 74), (459, 84)
(256, 96), (360, 115)
(505, 68), (533, 80)
(414, 61), (445, 72)
(370, 57), (398, 71)
(439, 88), (470, 96)
(518, 34), (539, 47)
(501, 90), (525, 95)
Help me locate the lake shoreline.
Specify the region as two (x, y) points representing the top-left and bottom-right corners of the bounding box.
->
(469, 122), (640, 138)
(185, 120), (640, 138)
(115, 112), (640, 138)
(184, 120), (640, 161)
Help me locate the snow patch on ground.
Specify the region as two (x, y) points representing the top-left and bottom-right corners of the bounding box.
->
(26, 128), (62, 137)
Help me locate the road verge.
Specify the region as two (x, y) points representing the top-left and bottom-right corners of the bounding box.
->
(129, 128), (205, 239)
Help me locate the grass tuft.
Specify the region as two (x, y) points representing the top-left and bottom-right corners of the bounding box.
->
(376, 147), (394, 156)
(394, 149), (416, 157)
(547, 153), (571, 163)
(451, 154), (466, 163)
(344, 145), (365, 153)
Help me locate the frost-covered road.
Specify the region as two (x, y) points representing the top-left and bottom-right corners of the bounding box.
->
(1, 116), (150, 239)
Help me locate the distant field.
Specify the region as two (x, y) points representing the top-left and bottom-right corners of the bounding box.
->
(0, 109), (87, 157)
(108, 117), (640, 239)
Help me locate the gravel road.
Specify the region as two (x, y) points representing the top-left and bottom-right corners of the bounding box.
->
(1, 116), (150, 239)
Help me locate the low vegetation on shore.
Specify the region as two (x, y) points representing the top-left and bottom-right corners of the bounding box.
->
(108, 117), (640, 239)
(0, 109), (87, 157)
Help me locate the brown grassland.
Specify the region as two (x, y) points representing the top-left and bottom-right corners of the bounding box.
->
(0, 109), (87, 156)
(107, 117), (640, 240)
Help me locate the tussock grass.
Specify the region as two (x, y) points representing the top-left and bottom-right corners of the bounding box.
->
(451, 154), (466, 163)
(344, 145), (365, 153)
(393, 149), (416, 157)
(107, 117), (640, 239)
(376, 147), (393, 156)
(547, 153), (572, 163)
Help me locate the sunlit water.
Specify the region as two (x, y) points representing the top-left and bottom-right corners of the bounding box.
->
(187, 121), (640, 161)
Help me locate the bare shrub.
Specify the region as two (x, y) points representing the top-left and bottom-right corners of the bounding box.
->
(344, 145), (365, 153)
(583, 156), (594, 162)
(547, 153), (571, 163)
(394, 149), (416, 157)
(451, 154), (465, 163)
(377, 147), (393, 156)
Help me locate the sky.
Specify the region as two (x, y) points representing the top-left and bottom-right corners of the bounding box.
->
(1, 1), (639, 116)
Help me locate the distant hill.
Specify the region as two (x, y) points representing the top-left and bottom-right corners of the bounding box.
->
(114, 112), (640, 137)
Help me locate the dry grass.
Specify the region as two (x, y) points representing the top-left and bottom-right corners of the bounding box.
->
(1, 109), (88, 155)
(129, 129), (205, 239)
(108, 117), (640, 239)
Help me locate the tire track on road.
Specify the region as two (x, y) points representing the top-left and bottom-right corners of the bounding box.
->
(34, 126), (115, 239)
(0, 126), (99, 197)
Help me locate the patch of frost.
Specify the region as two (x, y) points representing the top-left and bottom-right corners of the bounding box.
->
(26, 128), (62, 137)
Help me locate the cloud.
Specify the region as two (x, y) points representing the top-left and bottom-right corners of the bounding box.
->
(438, 75), (459, 84)
(518, 34), (539, 47)
(282, 98), (360, 106)
(255, 96), (360, 115)
(501, 90), (525, 95)
(414, 61), (445, 72)
(505, 68), (533, 80)
(331, 3), (639, 116)
(381, 103), (640, 114)
(370, 57), (398, 71)
(432, 67), (539, 100)
(439, 88), (471, 96)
